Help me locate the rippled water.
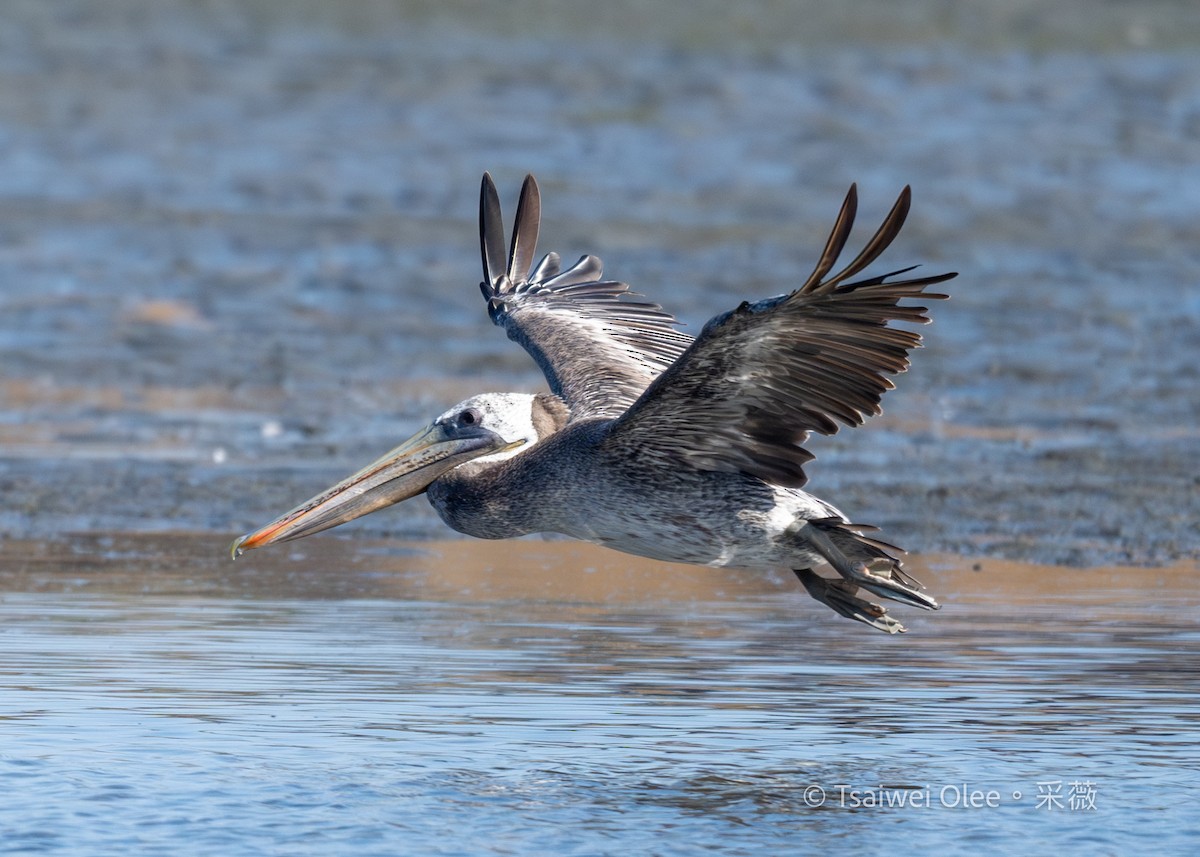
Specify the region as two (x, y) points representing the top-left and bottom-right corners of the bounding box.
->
(3, 536), (1197, 854)
(2, 1), (1199, 853)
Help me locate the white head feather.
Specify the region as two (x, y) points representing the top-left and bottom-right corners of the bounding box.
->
(436, 392), (541, 464)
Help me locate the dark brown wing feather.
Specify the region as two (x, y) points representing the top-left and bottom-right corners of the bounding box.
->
(479, 173), (693, 420)
(600, 184), (956, 488)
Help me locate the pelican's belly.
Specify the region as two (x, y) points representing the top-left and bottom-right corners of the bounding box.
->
(553, 475), (838, 570)
(429, 426), (845, 571)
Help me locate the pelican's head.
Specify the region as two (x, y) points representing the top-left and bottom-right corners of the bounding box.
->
(233, 392), (565, 555)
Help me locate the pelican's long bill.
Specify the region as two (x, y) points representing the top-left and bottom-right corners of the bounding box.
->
(232, 421), (520, 556)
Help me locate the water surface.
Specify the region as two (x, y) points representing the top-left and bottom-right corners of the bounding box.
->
(1, 2), (1198, 853)
(3, 536), (1196, 854)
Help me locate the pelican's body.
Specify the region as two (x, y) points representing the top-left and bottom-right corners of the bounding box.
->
(236, 174), (955, 633)
(427, 397), (839, 570)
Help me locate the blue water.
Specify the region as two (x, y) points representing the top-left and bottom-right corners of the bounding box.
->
(2, 539), (1196, 855)
(2, 2), (1199, 854)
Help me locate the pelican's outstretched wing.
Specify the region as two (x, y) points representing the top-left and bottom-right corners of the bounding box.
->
(601, 184), (956, 488)
(479, 173), (693, 420)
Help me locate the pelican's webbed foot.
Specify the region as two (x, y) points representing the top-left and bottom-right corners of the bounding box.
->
(794, 568), (906, 634)
(789, 519), (940, 612)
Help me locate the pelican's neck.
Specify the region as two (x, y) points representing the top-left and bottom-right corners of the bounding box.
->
(425, 393), (572, 539)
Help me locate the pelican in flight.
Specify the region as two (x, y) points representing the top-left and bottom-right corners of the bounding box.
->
(235, 174), (955, 633)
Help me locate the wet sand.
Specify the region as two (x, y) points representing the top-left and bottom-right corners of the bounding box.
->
(3, 531), (1197, 616)
(1, 1), (1198, 568)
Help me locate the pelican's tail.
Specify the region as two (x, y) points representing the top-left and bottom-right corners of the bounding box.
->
(790, 518), (939, 634)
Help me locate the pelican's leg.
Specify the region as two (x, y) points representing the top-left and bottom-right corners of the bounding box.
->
(793, 568), (906, 634)
(788, 520), (940, 612)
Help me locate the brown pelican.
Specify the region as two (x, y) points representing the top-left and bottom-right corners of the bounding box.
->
(234, 174), (955, 633)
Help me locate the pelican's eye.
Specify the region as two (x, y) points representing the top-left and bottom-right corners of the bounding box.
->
(457, 408), (483, 427)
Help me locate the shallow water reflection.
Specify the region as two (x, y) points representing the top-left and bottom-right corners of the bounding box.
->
(2, 535), (1197, 854)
